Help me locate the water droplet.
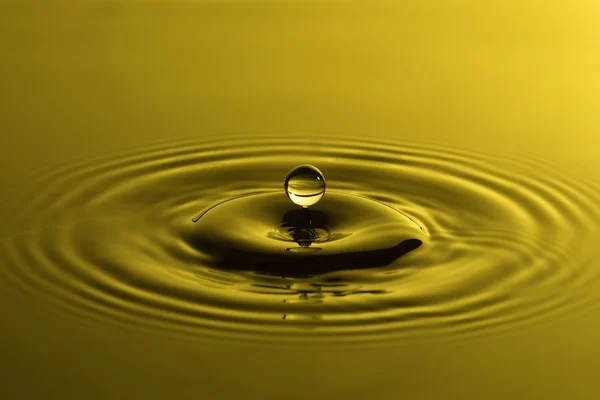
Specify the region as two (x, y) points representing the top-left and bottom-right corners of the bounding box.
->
(284, 165), (326, 208)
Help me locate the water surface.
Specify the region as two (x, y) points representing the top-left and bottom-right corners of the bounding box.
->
(2, 1), (600, 399)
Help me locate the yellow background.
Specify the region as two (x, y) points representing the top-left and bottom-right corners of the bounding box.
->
(1, 1), (599, 399)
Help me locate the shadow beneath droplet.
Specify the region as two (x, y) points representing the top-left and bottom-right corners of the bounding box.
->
(188, 205), (423, 277)
(207, 238), (422, 277)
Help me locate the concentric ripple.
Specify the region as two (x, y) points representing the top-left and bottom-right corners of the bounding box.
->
(3, 136), (600, 345)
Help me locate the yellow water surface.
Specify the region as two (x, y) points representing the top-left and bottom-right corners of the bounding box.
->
(1, 1), (600, 399)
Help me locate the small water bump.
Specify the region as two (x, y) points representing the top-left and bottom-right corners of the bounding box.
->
(284, 164), (326, 208)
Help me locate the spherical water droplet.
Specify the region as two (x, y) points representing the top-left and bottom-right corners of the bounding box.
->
(284, 165), (326, 208)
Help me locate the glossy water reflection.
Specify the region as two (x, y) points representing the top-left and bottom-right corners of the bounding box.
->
(3, 1), (600, 399)
(2, 137), (599, 346)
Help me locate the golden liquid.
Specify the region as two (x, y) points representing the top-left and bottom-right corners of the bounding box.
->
(2, 1), (600, 399)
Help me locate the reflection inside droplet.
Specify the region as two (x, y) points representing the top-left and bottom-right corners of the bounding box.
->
(284, 164), (326, 208)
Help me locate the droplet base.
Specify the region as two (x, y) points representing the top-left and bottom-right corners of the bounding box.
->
(186, 192), (427, 276)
